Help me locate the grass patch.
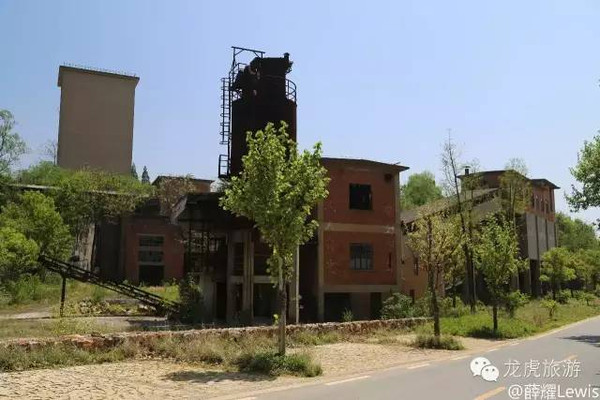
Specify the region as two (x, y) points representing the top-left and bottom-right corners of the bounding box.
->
(417, 299), (600, 339)
(411, 334), (464, 350)
(236, 351), (322, 377)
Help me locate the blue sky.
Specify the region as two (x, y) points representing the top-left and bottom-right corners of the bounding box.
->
(1, 0), (599, 222)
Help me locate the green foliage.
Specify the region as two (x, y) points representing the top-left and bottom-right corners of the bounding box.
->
(17, 162), (154, 239)
(401, 171), (443, 210)
(380, 292), (415, 319)
(177, 274), (204, 324)
(407, 210), (463, 336)
(556, 212), (598, 251)
(155, 175), (197, 216)
(555, 290), (571, 305)
(503, 291), (529, 318)
(0, 227), (39, 284)
(541, 299), (558, 319)
(499, 161), (531, 224)
(130, 163), (139, 180)
(220, 122), (330, 353)
(0, 191), (72, 260)
(440, 296), (470, 317)
(411, 334), (464, 350)
(0, 110), (27, 175)
(341, 308), (354, 322)
(236, 351), (322, 377)
(567, 134), (600, 214)
(541, 247), (576, 298)
(414, 290), (433, 317)
(2, 274), (44, 304)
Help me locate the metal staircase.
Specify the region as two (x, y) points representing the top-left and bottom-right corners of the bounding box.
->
(39, 255), (180, 315)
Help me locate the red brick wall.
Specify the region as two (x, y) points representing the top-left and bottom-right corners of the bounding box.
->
(323, 231), (397, 286)
(322, 162), (396, 226)
(123, 217), (185, 284)
(528, 185), (556, 222)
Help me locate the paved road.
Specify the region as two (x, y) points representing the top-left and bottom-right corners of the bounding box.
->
(249, 317), (600, 400)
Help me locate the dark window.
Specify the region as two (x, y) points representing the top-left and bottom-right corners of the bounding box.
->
(139, 250), (163, 263)
(349, 184), (372, 210)
(350, 243), (373, 270)
(138, 235), (164, 283)
(233, 242), (244, 275)
(138, 265), (164, 286)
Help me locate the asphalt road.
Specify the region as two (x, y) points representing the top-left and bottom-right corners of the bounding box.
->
(248, 316), (600, 400)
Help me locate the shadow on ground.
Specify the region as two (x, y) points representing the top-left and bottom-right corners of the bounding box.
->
(162, 370), (277, 384)
(561, 335), (600, 348)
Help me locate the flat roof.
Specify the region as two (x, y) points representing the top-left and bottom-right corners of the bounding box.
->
(321, 157), (409, 172)
(58, 64), (139, 86)
(458, 169), (560, 190)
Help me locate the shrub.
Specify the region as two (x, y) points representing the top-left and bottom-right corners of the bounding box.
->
(582, 292), (596, 306)
(440, 296), (470, 317)
(556, 290), (571, 304)
(380, 292), (414, 319)
(341, 308), (354, 322)
(411, 334), (464, 350)
(413, 291), (432, 317)
(177, 274), (204, 323)
(3, 274), (43, 305)
(236, 350), (322, 377)
(541, 299), (558, 319)
(504, 291), (529, 318)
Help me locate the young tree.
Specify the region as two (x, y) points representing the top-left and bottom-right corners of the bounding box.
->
(407, 210), (462, 337)
(40, 140), (58, 165)
(473, 216), (526, 333)
(0, 191), (72, 260)
(499, 159), (531, 229)
(131, 163), (139, 181)
(401, 171), (443, 210)
(221, 122), (329, 355)
(141, 166), (151, 184)
(441, 133), (477, 311)
(541, 247), (576, 299)
(567, 135), (600, 220)
(0, 110), (27, 175)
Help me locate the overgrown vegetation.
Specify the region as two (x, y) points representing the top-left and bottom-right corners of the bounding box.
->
(411, 334), (464, 350)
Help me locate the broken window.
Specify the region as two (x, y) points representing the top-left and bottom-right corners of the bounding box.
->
(349, 183), (372, 210)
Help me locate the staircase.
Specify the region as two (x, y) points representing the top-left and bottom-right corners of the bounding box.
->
(39, 255), (180, 315)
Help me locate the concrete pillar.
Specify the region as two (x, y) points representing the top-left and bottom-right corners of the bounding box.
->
(242, 231), (254, 324)
(289, 246), (300, 324)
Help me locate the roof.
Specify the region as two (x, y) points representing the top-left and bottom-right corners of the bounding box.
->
(58, 64), (139, 86)
(530, 179), (560, 190)
(152, 176), (213, 186)
(400, 188), (499, 224)
(321, 157), (409, 172)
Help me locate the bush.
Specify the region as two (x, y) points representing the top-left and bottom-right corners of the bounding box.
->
(177, 274), (204, 323)
(413, 291), (432, 317)
(541, 299), (558, 319)
(440, 297), (470, 317)
(236, 350), (322, 377)
(341, 308), (354, 322)
(556, 290), (571, 304)
(411, 334), (464, 350)
(582, 292), (596, 306)
(380, 292), (414, 319)
(504, 291), (529, 318)
(3, 275), (43, 304)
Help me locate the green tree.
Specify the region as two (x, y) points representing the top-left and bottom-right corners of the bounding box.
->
(141, 166), (150, 184)
(17, 162), (154, 243)
(407, 210), (463, 337)
(0, 110), (27, 175)
(540, 247), (576, 299)
(401, 171), (443, 210)
(473, 216), (526, 333)
(0, 226), (39, 283)
(568, 135), (600, 218)
(0, 191), (72, 260)
(556, 212), (598, 251)
(221, 122), (329, 355)
(131, 163), (139, 180)
(155, 176), (197, 216)
(499, 159), (531, 229)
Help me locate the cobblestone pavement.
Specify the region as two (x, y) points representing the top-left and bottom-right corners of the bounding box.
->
(0, 337), (500, 399)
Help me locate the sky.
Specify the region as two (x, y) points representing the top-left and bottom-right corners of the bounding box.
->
(1, 0), (599, 223)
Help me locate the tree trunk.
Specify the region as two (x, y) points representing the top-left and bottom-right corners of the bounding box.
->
(492, 302), (498, 333)
(277, 262), (287, 356)
(429, 269), (440, 337)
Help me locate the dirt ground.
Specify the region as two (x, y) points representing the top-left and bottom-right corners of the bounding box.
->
(0, 335), (505, 400)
